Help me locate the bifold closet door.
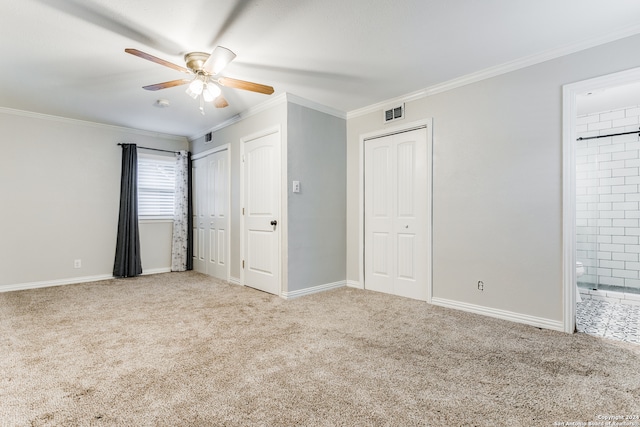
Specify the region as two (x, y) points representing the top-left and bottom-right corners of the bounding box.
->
(206, 149), (229, 280)
(364, 128), (428, 301)
(192, 158), (207, 274)
(192, 150), (229, 280)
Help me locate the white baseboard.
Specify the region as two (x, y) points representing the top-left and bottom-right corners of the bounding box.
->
(0, 274), (114, 293)
(281, 280), (346, 299)
(0, 267), (176, 293)
(430, 297), (564, 332)
(346, 280), (363, 289)
(142, 268), (171, 275)
(228, 276), (241, 285)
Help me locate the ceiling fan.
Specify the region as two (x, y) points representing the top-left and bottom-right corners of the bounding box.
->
(125, 46), (274, 114)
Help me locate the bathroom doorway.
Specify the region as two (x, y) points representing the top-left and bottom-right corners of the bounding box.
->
(563, 67), (640, 342)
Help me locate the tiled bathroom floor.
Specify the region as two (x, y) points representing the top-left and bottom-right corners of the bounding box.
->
(576, 298), (640, 344)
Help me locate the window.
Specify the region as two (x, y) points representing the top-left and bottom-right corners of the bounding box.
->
(138, 153), (176, 219)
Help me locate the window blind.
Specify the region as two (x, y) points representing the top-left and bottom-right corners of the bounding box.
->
(138, 154), (176, 218)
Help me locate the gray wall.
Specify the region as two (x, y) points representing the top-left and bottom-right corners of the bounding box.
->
(346, 34), (640, 323)
(287, 103), (346, 291)
(0, 109), (188, 288)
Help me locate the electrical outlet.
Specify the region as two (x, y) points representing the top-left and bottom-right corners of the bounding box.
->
(74, 259), (82, 269)
(477, 281), (484, 291)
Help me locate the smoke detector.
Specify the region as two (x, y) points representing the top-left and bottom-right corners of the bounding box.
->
(154, 99), (170, 108)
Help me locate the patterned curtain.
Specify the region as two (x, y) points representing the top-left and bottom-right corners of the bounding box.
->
(171, 151), (189, 271)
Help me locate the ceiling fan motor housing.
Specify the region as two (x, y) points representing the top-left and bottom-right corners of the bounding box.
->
(184, 52), (210, 74)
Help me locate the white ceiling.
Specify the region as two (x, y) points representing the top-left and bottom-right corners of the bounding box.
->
(2, 0), (640, 138)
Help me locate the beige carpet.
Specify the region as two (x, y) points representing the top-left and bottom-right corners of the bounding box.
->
(1, 272), (639, 426)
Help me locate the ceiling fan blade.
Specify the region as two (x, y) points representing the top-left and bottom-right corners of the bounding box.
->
(214, 95), (229, 108)
(142, 79), (192, 91)
(217, 77), (274, 95)
(203, 46), (237, 75)
(125, 48), (192, 74)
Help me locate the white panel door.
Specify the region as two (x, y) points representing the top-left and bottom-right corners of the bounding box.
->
(365, 139), (393, 293)
(364, 128), (428, 301)
(243, 132), (281, 295)
(206, 149), (229, 280)
(192, 158), (207, 274)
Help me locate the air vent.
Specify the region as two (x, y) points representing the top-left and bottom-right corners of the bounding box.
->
(383, 103), (404, 123)
(205, 132), (212, 142)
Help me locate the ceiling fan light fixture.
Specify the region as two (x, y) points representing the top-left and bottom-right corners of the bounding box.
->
(185, 86), (198, 99)
(185, 76), (204, 99)
(203, 82), (222, 102)
(202, 86), (214, 103)
(188, 77), (204, 94)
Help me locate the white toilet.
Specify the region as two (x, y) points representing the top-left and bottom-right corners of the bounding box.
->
(576, 261), (585, 277)
(576, 261), (584, 302)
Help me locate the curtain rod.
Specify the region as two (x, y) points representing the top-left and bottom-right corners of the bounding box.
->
(576, 128), (640, 141)
(117, 143), (181, 154)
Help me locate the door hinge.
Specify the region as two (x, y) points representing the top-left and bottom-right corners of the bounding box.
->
(242, 260), (245, 269)
(242, 207), (245, 215)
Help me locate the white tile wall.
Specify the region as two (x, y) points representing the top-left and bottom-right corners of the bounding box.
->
(577, 104), (640, 291)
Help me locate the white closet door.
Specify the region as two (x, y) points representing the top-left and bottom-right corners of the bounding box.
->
(364, 128), (428, 301)
(192, 149), (229, 279)
(242, 131), (281, 295)
(192, 158), (207, 274)
(206, 149), (229, 280)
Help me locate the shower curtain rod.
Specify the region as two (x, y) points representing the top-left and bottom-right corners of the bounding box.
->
(117, 143), (181, 154)
(576, 127), (640, 141)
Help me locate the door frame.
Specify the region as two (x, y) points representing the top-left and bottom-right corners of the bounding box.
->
(192, 144), (231, 281)
(239, 125), (284, 295)
(358, 118), (433, 302)
(562, 66), (640, 333)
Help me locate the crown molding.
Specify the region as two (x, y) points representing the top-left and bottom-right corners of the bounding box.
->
(0, 106), (188, 141)
(285, 93), (346, 119)
(188, 92), (345, 141)
(188, 93), (288, 141)
(347, 24), (640, 120)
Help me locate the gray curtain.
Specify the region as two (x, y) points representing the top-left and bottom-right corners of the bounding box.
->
(113, 143), (142, 277)
(186, 153), (193, 270)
